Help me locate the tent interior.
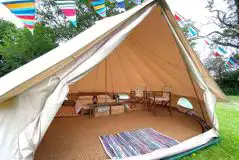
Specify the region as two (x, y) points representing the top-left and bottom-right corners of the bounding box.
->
(34, 6), (212, 160)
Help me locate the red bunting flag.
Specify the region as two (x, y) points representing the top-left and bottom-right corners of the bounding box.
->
(204, 39), (209, 45)
(174, 14), (181, 21)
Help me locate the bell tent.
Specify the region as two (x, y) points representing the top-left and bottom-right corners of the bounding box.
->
(0, 0), (225, 159)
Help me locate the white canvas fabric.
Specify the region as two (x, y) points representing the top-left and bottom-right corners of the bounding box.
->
(0, 0), (220, 159)
(161, 8), (218, 129)
(0, 0), (155, 104)
(0, 3), (155, 160)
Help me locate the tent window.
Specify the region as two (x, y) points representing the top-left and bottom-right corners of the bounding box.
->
(177, 97), (193, 110)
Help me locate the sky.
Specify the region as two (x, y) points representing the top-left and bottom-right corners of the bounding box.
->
(166, 0), (223, 60)
(0, 4), (23, 27)
(0, 0), (225, 60)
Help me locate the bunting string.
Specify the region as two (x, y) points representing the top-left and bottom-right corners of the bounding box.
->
(205, 39), (238, 68)
(174, 12), (199, 38)
(174, 12), (238, 70)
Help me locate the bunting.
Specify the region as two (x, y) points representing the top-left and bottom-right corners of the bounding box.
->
(204, 39), (210, 45)
(174, 12), (187, 26)
(224, 63), (230, 70)
(174, 13), (182, 22)
(214, 46), (227, 57)
(1, 0), (35, 30)
(56, 0), (77, 27)
(116, 0), (125, 10)
(132, 0), (141, 5)
(188, 26), (198, 37)
(90, 0), (106, 18)
(174, 12), (199, 37)
(227, 57), (238, 66)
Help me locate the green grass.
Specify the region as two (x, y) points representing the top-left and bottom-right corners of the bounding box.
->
(182, 96), (239, 160)
(227, 96), (239, 103)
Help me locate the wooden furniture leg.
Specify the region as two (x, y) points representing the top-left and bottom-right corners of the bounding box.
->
(153, 102), (156, 116)
(167, 105), (172, 116)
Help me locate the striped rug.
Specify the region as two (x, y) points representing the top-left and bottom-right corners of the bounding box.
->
(99, 128), (180, 159)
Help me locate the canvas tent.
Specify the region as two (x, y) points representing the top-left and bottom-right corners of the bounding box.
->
(0, 0), (225, 159)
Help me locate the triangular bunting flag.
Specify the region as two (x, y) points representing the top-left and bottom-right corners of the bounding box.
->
(224, 63), (230, 68)
(1, 0), (35, 30)
(56, 0), (77, 27)
(90, 0), (106, 18)
(132, 0), (141, 5)
(213, 50), (221, 57)
(188, 26), (198, 37)
(226, 59), (233, 67)
(116, 0), (125, 11)
(227, 57), (238, 66)
(214, 46), (227, 56)
(174, 14), (181, 21)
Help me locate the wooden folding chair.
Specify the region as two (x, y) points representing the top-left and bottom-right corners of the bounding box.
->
(148, 86), (172, 116)
(130, 87), (147, 109)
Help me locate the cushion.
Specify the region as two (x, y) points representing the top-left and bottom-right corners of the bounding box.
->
(75, 99), (90, 114)
(118, 94), (130, 100)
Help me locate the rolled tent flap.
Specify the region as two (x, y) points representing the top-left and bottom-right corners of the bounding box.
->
(0, 77), (60, 160)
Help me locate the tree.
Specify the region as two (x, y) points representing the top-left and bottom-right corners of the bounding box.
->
(0, 19), (18, 66)
(0, 23), (58, 77)
(0, 0), (124, 77)
(204, 55), (239, 95)
(204, 56), (227, 80)
(0, 19), (17, 45)
(37, 0), (120, 42)
(218, 70), (239, 95)
(206, 0), (239, 51)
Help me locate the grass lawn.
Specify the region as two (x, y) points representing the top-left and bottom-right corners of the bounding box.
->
(182, 96), (239, 160)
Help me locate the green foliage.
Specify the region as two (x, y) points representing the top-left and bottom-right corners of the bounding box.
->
(0, 19), (17, 45)
(204, 57), (226, 80)
(125, 0), (136, 10)
(0, 0), (138, 77)
(38, 0), (120, 42)
(0, 0), (124, 77)
(0, 24), (58, 77)
(204, 57), (239, 95)
(217, 70), (239, 95)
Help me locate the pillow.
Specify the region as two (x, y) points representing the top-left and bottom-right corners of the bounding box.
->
(118, 93), (130, 100)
